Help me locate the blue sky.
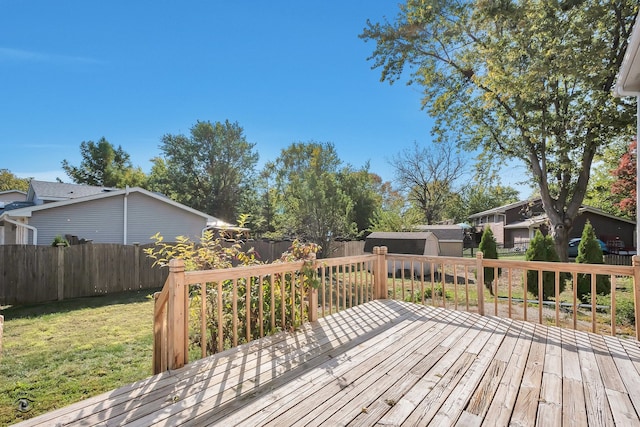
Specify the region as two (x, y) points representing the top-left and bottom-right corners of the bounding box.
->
(0, 1), (531, 197)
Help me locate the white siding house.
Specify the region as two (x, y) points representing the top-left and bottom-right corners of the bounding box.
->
(0, 182), (231, 245)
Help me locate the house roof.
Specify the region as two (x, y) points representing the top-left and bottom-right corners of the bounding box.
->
(28, 180), (115, 202)
(414, 224), (464, 241)
(615, 14), (640, 95)
(503, 206), (636, 230)
(468, 199), (538, 219)
(366, 231), (438, 240)
(1, 186), (232, 227)
(0, 190), (27, 196)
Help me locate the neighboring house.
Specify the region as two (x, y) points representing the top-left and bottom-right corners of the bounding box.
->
(468, 199), (545, 248)
(0, 190), (27, 205)
(468, 199), (636, 251)
(0, 181), (233, 245)
(414, 224), (464, 257)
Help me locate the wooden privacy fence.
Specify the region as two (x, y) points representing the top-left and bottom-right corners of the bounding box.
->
(154, 247), (640, 374)
(0, 240), (365, 306)
(0, 244), (168, 306)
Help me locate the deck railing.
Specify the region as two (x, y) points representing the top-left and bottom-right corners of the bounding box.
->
(153, 249), (383, 374)
(153, 246), (640, 374)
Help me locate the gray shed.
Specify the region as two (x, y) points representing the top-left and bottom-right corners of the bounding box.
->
(364, 232), (440, 277)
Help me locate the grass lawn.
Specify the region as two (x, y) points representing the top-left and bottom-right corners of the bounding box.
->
(0, 290), (160, 425)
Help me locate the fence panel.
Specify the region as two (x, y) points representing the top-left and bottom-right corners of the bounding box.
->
(0, 244), (168, 306)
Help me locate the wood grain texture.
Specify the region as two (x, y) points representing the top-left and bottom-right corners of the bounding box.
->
(14, 300), (640, 427)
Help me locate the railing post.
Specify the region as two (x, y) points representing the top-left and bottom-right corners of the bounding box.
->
(476, 251), (485, 316)
(373, 246), (388, 299)
(153, 291), (166, 374)
(167, 258), (187, 370)
(633, 255), (640, 340)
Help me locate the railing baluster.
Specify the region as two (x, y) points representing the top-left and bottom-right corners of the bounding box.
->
(280, 273), (286, 330)
(538, 269), (543, 324)
(611, 275), (617, 336)
(258, 275), (264, 338)
(217, 280), (223, 353)
(554, 271), (560, 327)
(441, 262), (446, 309)
(572, 272), (578, 330)
(299, 271), (304, 324)
(420, 263), (425, 305)
(453, 264), (458, 310)
(321, 267), (326, 317)
(507, 268), (512, 318)
(465, 265), (469, 311)
(329, 266), (333, 315)
(201, 282), (206, 359)
(431, 266), (435, 307)
(232, 278), (238, 347)
(291, 269), (296, 328)
(246, 276), (251, 343)
(494, 266), (498, 316)
(349, 264), (353, 308)
(270, 274), (275, 334)
(591, 274), (597, 333)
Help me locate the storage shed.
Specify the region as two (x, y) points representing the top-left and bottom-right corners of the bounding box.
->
(364, 232), (440, 277)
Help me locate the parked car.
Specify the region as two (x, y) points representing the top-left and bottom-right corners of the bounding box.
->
(567, 238), (609, 257)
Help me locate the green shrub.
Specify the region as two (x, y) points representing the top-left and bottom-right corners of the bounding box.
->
(575, 221), (610, 303)
(51, 235), (69, 247)
(145, 230), (321, 355)
(479, 226), (501, 295)
(597, 294), (635, 327)
(525, 229), (565, 300)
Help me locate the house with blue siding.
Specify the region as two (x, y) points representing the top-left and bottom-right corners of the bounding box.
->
(0, 180), (232, 245)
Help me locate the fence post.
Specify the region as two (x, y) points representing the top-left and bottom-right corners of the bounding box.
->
(633, 256), (640, 340)
(167, 258), (188, 370)
(133, 243), (140, 289)
(57, 244), (65, 301)
(476, 251), (485, 316)
(373, 246), (388, 299)
(0, 314), (3, 355)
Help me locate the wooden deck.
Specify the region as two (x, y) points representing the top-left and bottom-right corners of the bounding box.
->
(17, 299), (640, 426)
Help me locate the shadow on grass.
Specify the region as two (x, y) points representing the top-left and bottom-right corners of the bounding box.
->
(0, 288), (162, 320)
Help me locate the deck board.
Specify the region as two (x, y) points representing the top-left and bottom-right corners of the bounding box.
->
(14, 299), (640, 426)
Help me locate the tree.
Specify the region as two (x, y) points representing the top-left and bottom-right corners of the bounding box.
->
(148, 120), (259, 222)
(446, 160), (520, 222)
(575, 221), (610, 302)
(479, 226), (500, 295)
(525, 230), (565, 300)
(61, 138), (146, 188)
(389, 141), (466, 224)
(339, 166), (386, 234)
(584, 138), (630, 217)
(361, 0), (638, 260)
(368, 197), (423, 232)
(0, 169), (29, 192)
(611, 139), (637, 219)
(265, 141), (358, 257)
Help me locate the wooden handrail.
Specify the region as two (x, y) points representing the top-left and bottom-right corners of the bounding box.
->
(153, 249), (640, 374)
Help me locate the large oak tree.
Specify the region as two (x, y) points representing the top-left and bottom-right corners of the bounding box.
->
(361, 0), (638, 259)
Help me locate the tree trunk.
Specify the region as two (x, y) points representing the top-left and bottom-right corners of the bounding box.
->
(550, 221), (570, 262)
